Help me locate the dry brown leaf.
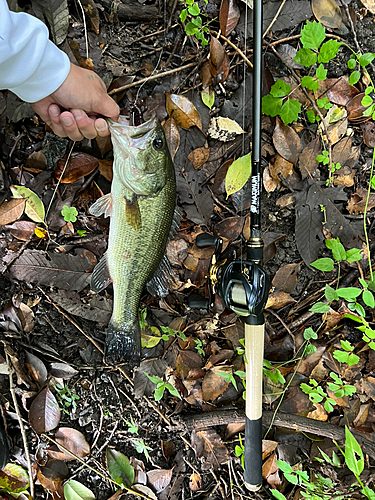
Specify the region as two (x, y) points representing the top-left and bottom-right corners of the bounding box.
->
(147, 469), (173, 493)
(224, 422), (245, 440)
(272, 262), (300, 294)
(29, 387), (61, 433)
(297, 346), (326, 376)
(166, 93), (203, 132)
(37, 460), (68, 492)
(55, 152), (98, 183)
(25, 151), (47, 171)
(262, 440), (278, 460)
(166, 238), (188, 266)
(273, 118), (301, 165)
(361, 376), (375, 401)
(347, 187), (375, 214)
(327, 388), (350, 408)
(269, 154), (293, 183)
(164, 116), (180, 161)
(98, 159), (113, 182)
(183, 254), (198, 272)
(209, 36), (230, 84)
(312, 0), (342, 28)
(347, 93), (371, 123)
(200, 61), (212, 87)
(359, 0), (375, 14)
(265, 291), (296, 309)
(6, 220), (36, 241)
(191, 429), (229, 469)
(263, 165), (279, 193)
(307, 402), (328, 421)
(176, 351), (203, 380)
(219, 0), (240, 36)
(25, 351), (47, 386)
(95, 135), (112, 156)
(214, 216), (244, 241)
(326, 117), (348, 144)
(188, 147), (210, 169)
(276, 194), (295, 208)
(202, 366), (231, 401)
(325, 77), (359, 106)
(362, 121), (375, 147)
(55, 427), (90, 459)
(333, 166), (355, 187)
(262, 452), (278, 479)
(353, 403), (371, 427)
(17, 302), (34, 332)
(297, 138), (321, 179)
(332, 136), (352, 165)
(189, 472), (202, 491)
(0, 198), (26, 226)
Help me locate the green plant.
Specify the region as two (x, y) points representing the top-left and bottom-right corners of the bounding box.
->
(195, 338), (205, 355)
(130, 439), (152, 461)
(263, 360), (286, 385)
(124, 415), (138, 435)
(160, 325), (186, 342)
(144, 373), (181, 401)
(333, 340), (359, 366)
(179, 0), (209, 46)
(300, 378), (337, 413)
(235, 434), (245, 469)
(61, 205), (78, 223)
(216, 369), (246, 391)
(76, 229), (87, 237)
(55, 383), (80, 414)
(327, 371), (356, 397)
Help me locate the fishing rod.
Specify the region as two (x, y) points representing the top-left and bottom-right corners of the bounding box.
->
(188, 0), (268, 490)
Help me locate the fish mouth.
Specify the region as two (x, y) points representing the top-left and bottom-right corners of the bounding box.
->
(108, 115), (158, 148)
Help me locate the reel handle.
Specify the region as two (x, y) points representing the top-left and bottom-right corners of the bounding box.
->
(187, 294), (209, 309)
(195, 233), (218, 248)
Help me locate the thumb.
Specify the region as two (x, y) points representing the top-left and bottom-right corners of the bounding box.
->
(95, 94), (120, 122)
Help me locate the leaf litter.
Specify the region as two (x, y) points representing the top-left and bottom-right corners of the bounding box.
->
(1, 1), (375, 499)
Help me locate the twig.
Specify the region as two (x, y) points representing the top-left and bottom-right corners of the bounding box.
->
(5, 353), (34, 499)
(267, 33), (342, 47)
(210, 30), (253, 69)
(263, 0), (287, 38)
(108, 62), (197, 95)
(266, 309), (294, 338)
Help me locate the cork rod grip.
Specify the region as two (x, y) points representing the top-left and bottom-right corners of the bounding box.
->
(244, 323), (264, 491)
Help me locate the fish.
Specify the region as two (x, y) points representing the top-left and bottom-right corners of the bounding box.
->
(89, 116), (176, 367)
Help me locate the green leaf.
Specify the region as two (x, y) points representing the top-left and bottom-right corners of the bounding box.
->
(349, 71), (361, 85)
(180, 8), (187, 22)
(318, 40), (342, 63)
(306, 109), (316, 123)
(276, 459), (294, 474)
(362, 95), (374, 107)
(310, 257), (334, 271)
(341, 340), (354, 351)
(0, 463), (30, 494)
(325, 284), (339, 301)
(294, 48), (317, 67)
(64, 480), (96, 500)
(346, 248), (362, 263)
(359, 53), (375, 67)
(77, 229), (87, 237)
(141, 334), (162, 349)
(279, 98), (301, 125)
(165, 382), (182, 399)
(310, 302), (330, 313)
(324, 400), (334, 413)
(347, 58), (356, 69)
(61, 205), (78, 223)
(191, 15), (202, 26)
(300, 383), (313, 395)
(305, 344), (317, 355)
(336, 287), (362, 300)
(343, 385), (356, 396)
(106, 448), (135, 486)
(188, 3), (200, 15)
(235, 445), (243, 457)
(262, 94), (283, 117)
(270, 79), (291, 98)
(300, 20), (325, 50)
(10, 185), (45, 224)
(143, 372), (163, 385)
(347, 353), (360, 366)
(310, 392), (324, 403)
(271, 490), (288, 500)
(303, 327), (317, 340)
(201, 86), (215, 109)
(363, 289), (375, 308)
(301, 76), (319, 91)
(154, 385), (165, 401)
(325, 237), (346, 261)
(285, 472), (298, 484)
(225, 152), (251, 198)
(316, 63), (327, 80)
(317, 96), (331, 109)
(344, 426), (364, 476)
(185, 22), (197, 35)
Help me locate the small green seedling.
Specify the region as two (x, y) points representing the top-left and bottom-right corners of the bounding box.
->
(235, 434), (245, 470)
(76, 229), (87, 237)
(131, 439), (152, 461)
(179, 0), (209, 46)
(144, 373), (181, 401)
(300, 378), (337, 413)
(124, 415), (138, 435)
(333, 340), (359, 367)
(327, 372), (356, 398)
(55, 383), (80, 414)
(61, 205), (78, 223)
(195, 338), (205, 355)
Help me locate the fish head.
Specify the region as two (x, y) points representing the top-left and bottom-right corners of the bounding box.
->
(109, 116), (173, 196)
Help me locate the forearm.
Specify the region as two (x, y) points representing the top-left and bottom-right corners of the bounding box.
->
(0, 0), (70, 102)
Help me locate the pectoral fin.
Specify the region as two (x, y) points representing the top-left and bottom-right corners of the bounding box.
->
(89, 193), (112, 218)
(125, 197), (141, 230)
(91, 252), (112, 293)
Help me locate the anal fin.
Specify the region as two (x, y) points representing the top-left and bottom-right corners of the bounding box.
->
(146, 255), (173, 298)
(91, 252), (112, 293)
(89, 193), (112, 218)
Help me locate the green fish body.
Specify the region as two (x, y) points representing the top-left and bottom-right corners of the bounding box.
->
(89, 117), (176, 366)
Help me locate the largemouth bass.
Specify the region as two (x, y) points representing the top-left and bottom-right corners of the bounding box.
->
(89, 116), (176, 367)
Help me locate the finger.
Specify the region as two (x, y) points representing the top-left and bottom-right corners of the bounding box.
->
(95, 118), (110, 137)
(48, 104), (68, 138)
(70, 109), (98, 139)
(60, 112), (84, 142)
(94, 95), (120, 122)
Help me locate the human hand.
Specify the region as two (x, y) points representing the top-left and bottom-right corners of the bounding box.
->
(31, 63), (120, 141)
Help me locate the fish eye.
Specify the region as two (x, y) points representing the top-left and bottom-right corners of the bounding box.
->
(153, 137), (164, 151)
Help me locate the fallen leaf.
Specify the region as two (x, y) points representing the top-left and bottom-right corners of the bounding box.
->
(214, 216), (244, 240)
(5, 221), (36, 241)
(25, 351), (47, 386)
(263, 165), (279, 192)
(176, 351), (203, 380)
(106, 448), (134, 487)
(166, 93), (203, 132)
(347, 93), (371, 123)
(25, 150), (47, 171)
(64, 480), (95, 500)
(265, 291), (296, 309)
(225, 153), (251, 197)
(10, 185), (45, 224)
(48, 290), (112, 325)
(362, 121), (375, 147)
(325, 77), (359, 106)
(262, 452), (278, 479)
(359, 0), (375, 14)
(298, 138), (321, 179)
(189, 472), (202, 491)
(161, 441), (176, 460)
(147, 469), (172, 493)
(191, 429), (229, 469)
(29, 387), (61, 433)
(262, 440), (278, 460)
(183, 254), (198, 272)
(333, 166), (355, 187)
(219, 0), (240, 36)
(55, 428), (90, 459)
(209, 36), (230, 85)
(312, 0), (342, 28)
(98, 159), (113, 182)
(272, 262), (301, 294)
(164, 116), (180, 161)
(0, 463), (29, 494)
(353, 403), (370, 427)
(188, 147), (210, 169)
(269, 154), (293, 184)
(49, 363), (79, 379)
(208, 117), (245, 142)
(273, 119), (301, 165)
(202, 366), (232, 402)
(332, 136), (352, 165)
(347, 187), (375, 214)
(37, 460), (68, 492)
(0, 198), (26, 226)
(224, 422), (245, 440)
(133, 484), (157, 500)
(307, 402), (328, 421)
(55, 152), (98, 183)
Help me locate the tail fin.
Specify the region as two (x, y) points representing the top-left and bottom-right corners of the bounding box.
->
(105, 320), (141, 368)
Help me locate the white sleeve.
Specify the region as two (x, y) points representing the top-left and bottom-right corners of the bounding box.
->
(0, 0), (70, 103)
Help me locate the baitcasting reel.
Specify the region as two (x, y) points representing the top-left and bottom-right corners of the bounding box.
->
(188, 233), (269, 320)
